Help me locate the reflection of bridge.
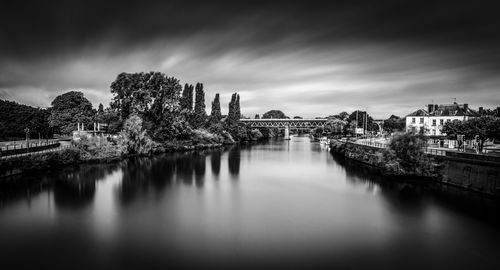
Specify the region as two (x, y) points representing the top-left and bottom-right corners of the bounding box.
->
(240, 119), (328, 140)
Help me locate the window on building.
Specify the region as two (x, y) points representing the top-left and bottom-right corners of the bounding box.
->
(432, 119), (436, 126)
(440, 119), (444, 126)
(412, 118), (415, 124)
(420, 118), (424, 124)
(432, 129), (436, 135)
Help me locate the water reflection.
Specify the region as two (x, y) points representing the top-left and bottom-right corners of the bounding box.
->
(194, 153), (206, 187)
(0, 139), (500, 270)
(228, 145), (240, 177)
(211, 150), (221, 176)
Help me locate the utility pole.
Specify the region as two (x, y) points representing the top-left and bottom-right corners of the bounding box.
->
(364, 110), (368, 137)
(355, 110), (358, 140)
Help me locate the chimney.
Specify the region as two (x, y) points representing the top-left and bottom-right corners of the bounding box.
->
(479, 107), (483, 114)
(428, 104), (434, 113)
(464, 104), (468, 110)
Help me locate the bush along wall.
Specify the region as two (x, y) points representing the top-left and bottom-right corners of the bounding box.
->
(329, 139), (441, 178)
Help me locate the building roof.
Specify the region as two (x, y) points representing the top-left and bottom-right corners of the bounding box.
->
(406, 103), (480, 118)
(406, 109), (429, 117)
(429, 104), (480, 117)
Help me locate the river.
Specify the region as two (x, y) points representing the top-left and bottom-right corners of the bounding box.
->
(1, 136), (499, 270)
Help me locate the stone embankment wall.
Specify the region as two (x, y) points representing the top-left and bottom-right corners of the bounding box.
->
(437, 153), (500, 196)
(330, 140), (500, 197)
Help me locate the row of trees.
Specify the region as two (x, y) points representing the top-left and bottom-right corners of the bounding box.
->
(45, 72), (255, 152)
(0, 99), (51, 140)
(442, 116), (500, 152)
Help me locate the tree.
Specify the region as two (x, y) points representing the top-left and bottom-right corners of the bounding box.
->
(324, 118), (347, 136)
(97, 108), (121, 133)
(383, 115), (405, 133)
(255, 114), (260, 119)
(293, 116), (303, 119)
(262, 110), (287, 119)
(384, 133), (435, 175)
(109, 71), (182, 134)
(180, 83), (194, 111)
(227, 93), (241, 125)
(119, 114), (156, 155)
(235, 94), (241, 120)
(48, 91), (94, 135)
(442, 116), (500, 152)
(346, 110), (377, 134)
(110, 72), (139, 120)
(0, 99), (52, 140)
(192, 83), (206, 128)
(210, 93), (221, 122)
(335, 112), (349, 121)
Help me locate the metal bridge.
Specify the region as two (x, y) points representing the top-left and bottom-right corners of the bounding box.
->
(239, 119), (328, 139)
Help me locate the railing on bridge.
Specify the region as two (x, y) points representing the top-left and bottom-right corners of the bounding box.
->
(240, 119), (328, 128)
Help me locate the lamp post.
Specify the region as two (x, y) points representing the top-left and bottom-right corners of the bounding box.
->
(24, 127), (30, 154)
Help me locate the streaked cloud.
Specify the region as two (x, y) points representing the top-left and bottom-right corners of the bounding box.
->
(1, 0), (499, 118)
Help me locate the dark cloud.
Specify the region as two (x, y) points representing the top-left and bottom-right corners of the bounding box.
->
(1, 0), (499, 117)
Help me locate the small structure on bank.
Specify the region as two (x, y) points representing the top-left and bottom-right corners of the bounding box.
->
(72, 122), (107, 141)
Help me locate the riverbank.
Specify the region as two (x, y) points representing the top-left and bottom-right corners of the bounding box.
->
(0, 141), (226, 179)
(330, 139), (500, 197)
(329, 139), (440, 177)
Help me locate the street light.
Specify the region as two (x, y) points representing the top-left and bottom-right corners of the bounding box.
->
(24, 127), (30, 154)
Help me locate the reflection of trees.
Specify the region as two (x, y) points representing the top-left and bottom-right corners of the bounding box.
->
(228, 145), (240, 177)
(331, 152), (426, 211)
(330, 152), (500, 221)
(175, 154), (194, 185)
(117, 150), (222, 204)
(118, 155), (176, 205)
(210, 150), (221, 176)
(194, 153), (206, 187)
(52, 164), (116, 210)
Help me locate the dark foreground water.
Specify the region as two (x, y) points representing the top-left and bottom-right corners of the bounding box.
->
(1, 137), (499, 270)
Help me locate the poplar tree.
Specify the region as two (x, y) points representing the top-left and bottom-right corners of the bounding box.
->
(180, 83), (193, 111)
(210, 93), (221, 121)
(228, 93), (236, 124)
(235, 94), (241, 120)
(193, 83), (206, 127)
(227, 92), (241, 125)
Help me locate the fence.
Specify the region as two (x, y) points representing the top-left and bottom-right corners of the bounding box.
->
(0, 144), (70, 160)
(353, 140), (388, 149)
(0, 140), (58, 151)
(424, 148), (446, 156)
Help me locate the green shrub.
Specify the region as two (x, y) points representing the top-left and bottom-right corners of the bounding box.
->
(191, 128), (223, 144)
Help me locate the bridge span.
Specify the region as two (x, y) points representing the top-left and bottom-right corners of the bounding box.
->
(239, 119), (328, 140)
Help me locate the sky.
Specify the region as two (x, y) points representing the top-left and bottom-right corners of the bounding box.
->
(1, 0), (499, 119)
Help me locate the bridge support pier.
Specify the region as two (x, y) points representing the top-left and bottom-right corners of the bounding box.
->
(284, 125), (290, 140)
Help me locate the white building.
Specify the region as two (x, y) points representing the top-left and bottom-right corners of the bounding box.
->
(405, 103), (480, 136)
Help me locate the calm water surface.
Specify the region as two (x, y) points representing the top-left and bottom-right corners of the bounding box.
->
(1, 137), (499, 270)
